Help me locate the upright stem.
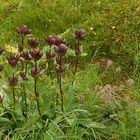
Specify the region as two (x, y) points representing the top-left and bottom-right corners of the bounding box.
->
(34, 61), (41, 116)
(47, 45), (52, 77)
(12, 73), (16, 106)
(21, 36), (27, 116)
(74, 40), (80, 75)
(23, 83), (27, 116)
(59, 73), (64, 111)
(56, 73), (59, 107)
(59, 55), (64, 111)
(23, 63), (28, 117)
(21, 36), (24, 69)
(21, 36), (24, 45)
(74, 55), (79, 76)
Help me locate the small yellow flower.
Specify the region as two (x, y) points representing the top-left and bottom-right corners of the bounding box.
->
(5, 44), (18, 53)
(112, 133), (120, 140)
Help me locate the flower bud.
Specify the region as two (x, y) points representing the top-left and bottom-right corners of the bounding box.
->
(16, 25), (32, 36)
(56, 64), (67, 73)
(0, 48), (5, 55)
(45, 36), (56, 45)
(28, 38), (39, 48)
(20, 71), (28, 80)
(75, 46), (81, 55)
(7, 54), (20, 68)
(31, 67), (41, 77)
(74, 29), (85, 40)
(8, 76), (18, 86)
(20, 51), (32, 61)
(18, 44), (23, 52)
(54, 44), (68, 54)
(46, 51), (55, 59)
(29, 48), (43, 61)
(54, 36), (63, 46)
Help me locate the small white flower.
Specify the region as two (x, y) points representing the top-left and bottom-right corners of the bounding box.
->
(106, 59), (113, 68)
(112, 26), (116, 29)
(90, 27), (94, 30)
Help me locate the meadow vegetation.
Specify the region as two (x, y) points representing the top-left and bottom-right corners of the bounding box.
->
(0, 0), (140, 140)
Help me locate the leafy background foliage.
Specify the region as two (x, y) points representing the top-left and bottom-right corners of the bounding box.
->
(0, 0), (140, 140)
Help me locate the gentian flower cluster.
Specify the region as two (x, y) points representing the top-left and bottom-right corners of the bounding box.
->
(4, 25), (86, 114)
(73, 29), (86, 75)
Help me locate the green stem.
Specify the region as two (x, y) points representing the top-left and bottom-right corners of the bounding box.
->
(59, 73), (64, 111)
(21, 36), (24, 45)
(74, 40), (80, 75)
(59, 55), (64, 112)
(23, 84), (27, 116)
(55, 72), (59, 107)
(22, 63), (28, 117)
(74, 55), (79, 76)
(34, 61), (41, 116)
(12, 73), (16, 106)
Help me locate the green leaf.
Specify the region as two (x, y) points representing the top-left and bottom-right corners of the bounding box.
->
(81, 52), (88, 57)
(0, 117), (14, 125)
(65, 117), (75, 126)
(67, 48), (75, 56)
(85, 122), (106, 129)
(60, 29), (70, 37)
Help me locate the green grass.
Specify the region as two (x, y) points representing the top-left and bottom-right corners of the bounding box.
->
(0, 0), (140, 139)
